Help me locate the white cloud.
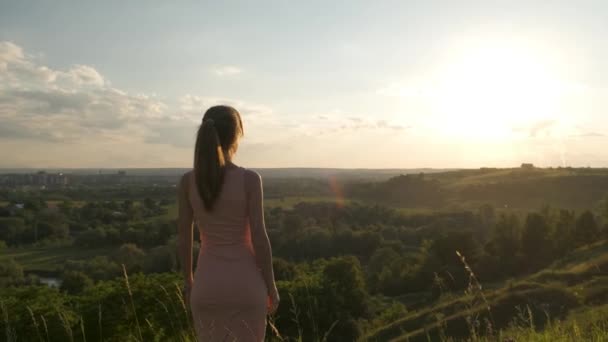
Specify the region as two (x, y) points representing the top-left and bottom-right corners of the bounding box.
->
(0, 41), (167, 144)
(0, 41), (287, 165)
(211, 65), (242, 77)
(63, 65), (105, 86)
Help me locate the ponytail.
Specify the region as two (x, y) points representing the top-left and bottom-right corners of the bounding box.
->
(194, 119), (226, 210)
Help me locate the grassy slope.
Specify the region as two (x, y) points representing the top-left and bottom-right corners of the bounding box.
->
(430, 168), (573, 188)
(364, 240), (608, 341)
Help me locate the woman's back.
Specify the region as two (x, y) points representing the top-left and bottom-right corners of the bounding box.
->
(187, 166), (253, 258)
(185, 166), (268, 341)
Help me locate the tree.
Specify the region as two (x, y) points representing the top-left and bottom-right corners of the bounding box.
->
(273, 258), (299, 281)
(600, 196), (608, 223)
(58, 200), (73, 216)
(36, 210), (69, 241)
(553, 210), (575, 255)
(115, 243), (146, 271)
(521, 213), (552, 270)
(64, 256), (122, 281)
(36, 221), (69, 241)
(0, 258), (24, 286)
(491, 213), (520, 257)
(283, 214), (305, 236)
(481, 213), (522, 278)
(0, 217), (26, 245)
(143, 246), (176, 274)
(143, 197), (156, 210)
(122, 199), (134, 211)
(368, 247), (403, 295)
(61, 271), (93, 294)
(574, 211), (600, 246)
(319, 256), (369, 340)
(24, 199), (45, 211)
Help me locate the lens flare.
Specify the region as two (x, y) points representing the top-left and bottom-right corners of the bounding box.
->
(328, 176), (345, 208)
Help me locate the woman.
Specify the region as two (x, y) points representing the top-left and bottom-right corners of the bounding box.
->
(177, 105), (279, 341)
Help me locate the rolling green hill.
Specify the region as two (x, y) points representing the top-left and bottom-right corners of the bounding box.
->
(349, 167), (608, 211)
(363, 240), (608, 341)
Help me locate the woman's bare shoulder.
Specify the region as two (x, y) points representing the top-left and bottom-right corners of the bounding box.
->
(178, 170), (194, 192)
(242, 168), (262, 190)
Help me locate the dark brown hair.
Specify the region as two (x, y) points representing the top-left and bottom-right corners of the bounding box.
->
(194, 105), (243, 210)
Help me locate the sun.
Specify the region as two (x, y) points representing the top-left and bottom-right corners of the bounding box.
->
(430, 42), (567, 140)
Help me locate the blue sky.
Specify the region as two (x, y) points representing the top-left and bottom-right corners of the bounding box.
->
(1, 1), (607, 168)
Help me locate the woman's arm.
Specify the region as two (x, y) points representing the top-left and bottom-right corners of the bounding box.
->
(177, 173), (194, 289)
(245, 170), (278, 297)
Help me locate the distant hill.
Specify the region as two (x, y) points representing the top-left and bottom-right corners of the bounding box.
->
(0, 167), (452, 180)
(348, 167), (608, 210)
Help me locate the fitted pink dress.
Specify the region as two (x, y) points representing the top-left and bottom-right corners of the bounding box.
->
(185, 167), (267, 341)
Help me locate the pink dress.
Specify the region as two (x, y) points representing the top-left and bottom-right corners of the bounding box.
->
(186, 167), (267, 341)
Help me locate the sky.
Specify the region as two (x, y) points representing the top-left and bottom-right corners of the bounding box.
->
(0, 0), (607, 168)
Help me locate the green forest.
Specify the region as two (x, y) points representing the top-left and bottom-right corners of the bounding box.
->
(2, 167), (608, 341)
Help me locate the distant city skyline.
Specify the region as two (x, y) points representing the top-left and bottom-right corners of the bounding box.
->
(1, 1), (607, 168)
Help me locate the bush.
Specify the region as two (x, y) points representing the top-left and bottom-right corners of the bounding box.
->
(0, 258), (24, 287)
(61, 271), (93, 294)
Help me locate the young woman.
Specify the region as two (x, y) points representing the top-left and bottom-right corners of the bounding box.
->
(177, 105), (279, 341)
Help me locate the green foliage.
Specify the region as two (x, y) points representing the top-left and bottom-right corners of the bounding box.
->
(114, 243), (146, 271)
(60, 271), (93, 294)
(521, 213), (553, 270)
(574, 210), (600, 247)
(273, 256), (371, 341)
(273, 257), (300, 281)
(553, 209), (576, 256)
(0, 217), (26, 245)
(142, 245), (178, 274)
(64, 256), (122, 281)
(0, 272), (193, 342)
(0, 259), (25, 287)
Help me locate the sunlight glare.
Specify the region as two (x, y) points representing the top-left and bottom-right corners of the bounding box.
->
(431, 42), (568, 140)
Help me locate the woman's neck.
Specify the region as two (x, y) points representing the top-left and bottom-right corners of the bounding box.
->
(225, 160), (238, 169)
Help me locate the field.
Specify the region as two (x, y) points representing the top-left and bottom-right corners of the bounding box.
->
(0, 245), (115, 274)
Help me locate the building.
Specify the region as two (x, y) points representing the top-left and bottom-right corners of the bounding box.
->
(521, 163), (535, 169)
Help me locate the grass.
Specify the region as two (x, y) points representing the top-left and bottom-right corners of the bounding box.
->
(429, 168), (587, 189)
(0, 245), (114, 273)
(484, 304), (608, 342)
(365, 240), (608, 341)
(1, 267), (197, 342)
(46, 200), (86, 208)
(162, 203), (178, 219)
